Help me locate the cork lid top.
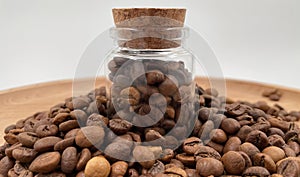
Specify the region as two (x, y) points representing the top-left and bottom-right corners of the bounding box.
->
(111, 8), (187, 49)
(112, 8), (186, 26)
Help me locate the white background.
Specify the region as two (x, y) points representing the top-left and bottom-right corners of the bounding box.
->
(0, 0), (299, 90)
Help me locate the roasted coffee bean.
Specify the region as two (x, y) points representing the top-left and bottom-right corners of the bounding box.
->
(253, 153), (276, 173)
(245, 130), (268, 150)
(160, 149), (174, 163)
(147, 160), (164, 176)
(13, 161), (26, 175)
(75, 126), (105, 148)
(221, 151), (246, 175)
(237, 124), (252, 140)
(29, 152), (61, 173)
(287, 141), (300, 155)
(84, 156), (110, 177)
(251, 117), (271, 132)
(183, 137), (202, 155)
(267, 128), (285, 137)
(61, 147), (77, 173)
(120, 87), (141, 106)
(185, 168), (200, 177)
(198, 120), (214, 140)
(54, 137), (74, 151)
(4, 133), (18, 145)
(226, 103), (247, 116)
(70, 110), (88, 125)
(205, 140), (224, 154)
(165, 166), (187, 177)
(283, 145), (296, 157)
(268, 117), (291, 132)
(262, 146), (285, 162)
(64, 128), (79, 139)
(198, 107), (212, 122)
(76, 148), (92, 171)
(72, 97), (90, 109)
(239, 151), (253, 168)
(86, 113), (107, 127)
(221, 118), (241, 135)
(277, 159), (300, 176)
(17, 132), (39, 148)
(146, 70), (165, 85)
(239, 142), (260, 159)
(209, 129), (227, 144)
(194, 146), (221, 161)
(158, 76), (178, 96)
(0, 156), (14, 176)
(33, 136), (62, 152)
(110, 161), (128, 177)
(196, 158), (224, 176)
(35, 171), (66, 177)
(35, 124), (58, 138)
(12, 147), (37, 163)
(268, 134), (285, 147)
(5, 143), (22, 158)
(18, 170), (33, 177)
(4, 124), (16, 134)
(242, 166), (270, 177)
(59, 120), (79, 132)
(104, 142), (131, 161)
(223, 136), (241, 154)
(133, 146), (155, 169)
(109, 119), (132, 135)
(52, 113), (70, 125)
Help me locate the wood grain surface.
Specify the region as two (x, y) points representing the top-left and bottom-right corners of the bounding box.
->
(1, 77), (300, 144)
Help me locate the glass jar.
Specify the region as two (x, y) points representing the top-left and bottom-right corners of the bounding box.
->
(104, 26), (198, 149)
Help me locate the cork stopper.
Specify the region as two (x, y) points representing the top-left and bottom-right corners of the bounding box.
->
(112, 8), (187, 49)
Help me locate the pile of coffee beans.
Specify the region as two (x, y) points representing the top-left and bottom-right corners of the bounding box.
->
(1, 57), (300, 177)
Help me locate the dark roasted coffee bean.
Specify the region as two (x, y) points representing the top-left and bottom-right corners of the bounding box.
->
(268, 134), (286, 147)
(29, 152), (60, 173)
(0, 156), (15, 176)
(262, 146), (286, 162)
(52, 113), (70, 125)
(176, 153), (196, 166)
(128, 168), (139, 177)
(54, 137), (74, 151)
(4, 124), (16, 134)
(86, 113), (107, 127)
(61, 146), (77, 173)
(239, 142), (260, 159)
(209, 129), (227, 144)
(284, 130), (298, 142)
(104, 142), (131, 161)
(64, 128), (79, 139)
(223, 136), (241, 154)
(76, 148), (92, 171)
(242, 166), (270, 177)
(245, 130), (268, 150)
(158, 75), (178, 96)
(75, 126), (105, 148)
(59, 120), (79, 132)
(267, 127), (285, 137)
(109, 119), (132, 135)
(236, 125), (253, 142)
(226, 103), (247, 116)
(165, 166), (188, 177)
(198, 107), (212, 122)
(194, 145), (221, 161)
(34, 136), (62, 152)
(17, 132), (39, 148)
(133, 146), (155, 169)
(183, 137), (202, 155)
(12, 147), (37, 163)
(5, 143), (22, 158)
(221, 151), (246, 175)
(221, 118), (240, 135)
(146, 70), (165, 85)
(196, 158), (224, 176)
(35, 124), (58, 138)
(120, 87), (141, 106)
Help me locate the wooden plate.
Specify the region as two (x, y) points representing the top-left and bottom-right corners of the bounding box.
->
(1, 77), (300, 144)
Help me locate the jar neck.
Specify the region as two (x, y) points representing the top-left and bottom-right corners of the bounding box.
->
(110, 27), (189, 50)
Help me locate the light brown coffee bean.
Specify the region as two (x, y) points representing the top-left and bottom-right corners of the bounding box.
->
(196, 158), (224, 176)
(223, 136), (241, 154)
(12, 147), (37, 163)
(111, 161), (128, 177)
(221, 151), (246, 175)
(262, 146), (285, 162)
(35, 124), (58, 138)
(84, 156), (110, 177)
(75, 126), (105, 148)
(183, 137), (202, 155)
